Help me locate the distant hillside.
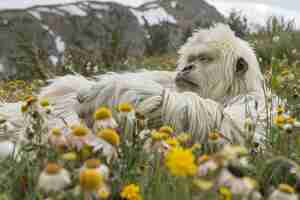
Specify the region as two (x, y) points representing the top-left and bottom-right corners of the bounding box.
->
(0, 0), (224, 79)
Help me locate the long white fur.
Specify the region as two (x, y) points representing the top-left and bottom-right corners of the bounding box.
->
(0, 23), (267, 146)
(39, 75), (95, 127)
(72, 24), (266, 144)
(0, 75), (94, 143)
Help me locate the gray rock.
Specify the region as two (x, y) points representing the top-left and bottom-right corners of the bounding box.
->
(0, 0), (224, 79)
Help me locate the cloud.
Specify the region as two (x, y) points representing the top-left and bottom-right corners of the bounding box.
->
(209, 0), (300, 12)
(207, 0), (300, 27)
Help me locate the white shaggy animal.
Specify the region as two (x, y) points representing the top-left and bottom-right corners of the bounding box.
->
(71, 23), (267, 145)
(0, 24), (268, 154)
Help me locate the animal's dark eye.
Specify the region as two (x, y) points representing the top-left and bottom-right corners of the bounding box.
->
(198, 55), (213, 63)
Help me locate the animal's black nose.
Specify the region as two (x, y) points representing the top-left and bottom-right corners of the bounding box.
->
(182, 64), (195, 73)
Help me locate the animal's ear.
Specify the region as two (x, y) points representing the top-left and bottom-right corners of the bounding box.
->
(236, 57), (248, 76)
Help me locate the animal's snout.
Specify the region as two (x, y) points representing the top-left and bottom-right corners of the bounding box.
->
(176, 64), (195, 80)
(181, 64), (195, 73)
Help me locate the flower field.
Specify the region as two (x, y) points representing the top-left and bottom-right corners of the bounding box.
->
(0, 54), (298, 200)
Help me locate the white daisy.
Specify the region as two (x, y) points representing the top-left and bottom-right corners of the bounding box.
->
(93, 107), (118, 132)
(38, 163), (71, 193)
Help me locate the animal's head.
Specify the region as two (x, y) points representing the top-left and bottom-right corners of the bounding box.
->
(175, 24), (264, 103)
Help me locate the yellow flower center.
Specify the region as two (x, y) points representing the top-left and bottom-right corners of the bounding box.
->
(159, 126), (174, 135)
(208, 132), (221, 141)
(118, 103), (134, 113)
(274, 115), (286, 128)
(98, 189), (110, 199)
(51, 128), (62, 136)
(80, 169), (103, 191)
(21, 104), (28, 113)
(219, 187), (232, 200)
(45, 163), (62, 175)
(151, 131), (169, 141)
(278, 184), (295, 194)
(97, 128), (120, 146)
(72, 126), (89, 137)
(80, 146), (93, 160)
(287, 117), (296, 125)
(276, 105), (285, 114)
(94, 107), (112, 120)
(165, 138), (180, 147)
(165, 147), (197, 177)
(85, 159), (101, 169)
(40, 98), (50, 107)
(121, 184), (142, 200)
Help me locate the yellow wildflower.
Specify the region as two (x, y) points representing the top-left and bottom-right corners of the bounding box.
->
(278, 184), (295, 194)
(80, 146), (93, 160)
(80, 169), (103, 192)
(151, 131), (169, 141)
(121, 184), (143, 200)
(286, 116), (296, 125)
(219, 187), (232, 200)
(208, 132), (222, 142)
(97, 128), (120, 146)
(165, 138), (180, 148)
(274, 115), (286, 128)
(21, 104), (28, 113)
(118, 103), (134, 113)
(159, 126), (174, 135)
(98, 189), (110, 199)
(72, 126), (89, 137)
(51, 128), (62, 136)
(165, 147), (197, 177)
(94, 107), (112, 120)
(40, 98), (50, 107)
(276, 105), (285, 114)
(45, 163), (62, 175)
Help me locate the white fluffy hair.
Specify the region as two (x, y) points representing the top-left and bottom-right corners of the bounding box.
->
(70, 24), (267, 144)
(0, 23), (267, 146)
(0, 75), (94, 143)
(177, 24), (264, 103)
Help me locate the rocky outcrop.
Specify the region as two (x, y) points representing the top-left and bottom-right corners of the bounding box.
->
(0, 0), (224, 79)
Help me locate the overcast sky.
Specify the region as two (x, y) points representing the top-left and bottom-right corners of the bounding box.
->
(0, 0), (299, 27)
(207, 0), (300, 27)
